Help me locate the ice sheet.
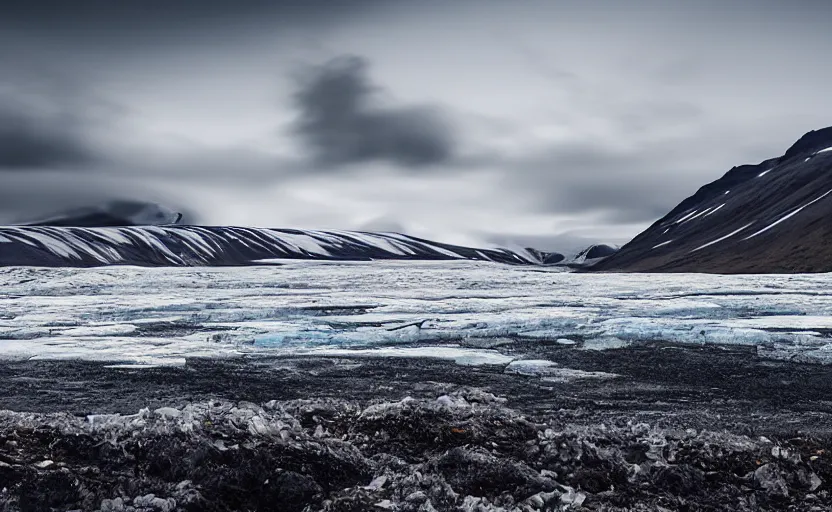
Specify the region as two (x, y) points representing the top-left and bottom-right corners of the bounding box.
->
(2, 262), (832, 365)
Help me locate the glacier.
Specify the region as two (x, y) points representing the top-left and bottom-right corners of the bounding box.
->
(2, 261), (832, 366)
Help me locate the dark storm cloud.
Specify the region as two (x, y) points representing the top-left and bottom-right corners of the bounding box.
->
(291, 55), (456, 168)
(0, 0), (384, 49)
(0, 59), (193, 222)
(0, 173), (125, 224)
(0, 51), (126, 172)
(0, 100), (93, 169)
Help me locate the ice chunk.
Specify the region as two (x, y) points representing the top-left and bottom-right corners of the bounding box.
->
(505, 359), (618, 382)
(364, 475), (388, 490)
(61, 324), (137, 337)
(154, 407), (182, 419)
(580, 337), (632, 351)
(541, 368), (618, 383)
(297, 345), (515, 366)
(505, 359), (558, 376)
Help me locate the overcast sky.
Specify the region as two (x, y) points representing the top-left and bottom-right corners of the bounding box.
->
(2, 0), (831, 251)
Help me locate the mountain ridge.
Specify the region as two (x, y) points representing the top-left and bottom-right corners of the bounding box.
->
(592, 126), (832, 273)
(0, 225), (570, 267)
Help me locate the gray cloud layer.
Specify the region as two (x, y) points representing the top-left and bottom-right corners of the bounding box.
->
(291, 55), (456, 168)
(0, 98), (93, 169)
(0, 70), (160, 222)
(1, 0), (831, 248)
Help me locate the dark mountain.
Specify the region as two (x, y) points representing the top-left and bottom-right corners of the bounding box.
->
(574, 243), (618, 261)
(524, 247), (566, 264)
(0, 225), (564, 267)
(592, 127), (832, 273)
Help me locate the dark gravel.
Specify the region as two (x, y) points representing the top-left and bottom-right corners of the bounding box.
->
(1, 342), (832, 511)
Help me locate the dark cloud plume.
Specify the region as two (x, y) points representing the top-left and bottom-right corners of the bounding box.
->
(0, 65), (194, 222)
(291, 55), (456, 168)
(0, 101), (93, 169)
(0, 58), (109, 171)
(0, 1), (346, 43)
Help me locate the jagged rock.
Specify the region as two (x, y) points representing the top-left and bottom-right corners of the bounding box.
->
(435, 447), (556, 500)
(753, 463), (790, 497)
(1, 393), (832, 510)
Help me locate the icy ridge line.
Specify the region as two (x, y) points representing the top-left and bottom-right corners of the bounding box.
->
(0, 225), (557, 267)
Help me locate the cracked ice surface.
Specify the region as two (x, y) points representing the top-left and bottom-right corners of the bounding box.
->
(2, 261), (832, 365)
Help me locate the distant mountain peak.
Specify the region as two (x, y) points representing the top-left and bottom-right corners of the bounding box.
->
(781, 126), (832, 161)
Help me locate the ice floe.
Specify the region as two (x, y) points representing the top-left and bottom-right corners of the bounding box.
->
(505, 359), (618, 382)
(2, 262), (832, 365)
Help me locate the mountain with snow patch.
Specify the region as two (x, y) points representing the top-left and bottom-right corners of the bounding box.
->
(0, 225), (569, 267)
(592, 127), (832, 273)
(565, 243), (619, 267)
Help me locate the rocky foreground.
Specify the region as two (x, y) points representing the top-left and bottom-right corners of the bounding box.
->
(1, 390), (830, 512)
(1, 343), (832, 511)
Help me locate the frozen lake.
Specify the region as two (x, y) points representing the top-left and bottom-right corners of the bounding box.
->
(1, 261), (832, 366)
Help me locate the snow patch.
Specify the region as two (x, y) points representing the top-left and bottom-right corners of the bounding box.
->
(744, 188), (832, 240)
(674, 210), (699, 224)
(691, 223), (754, 252)
(702, 204), (725, 217)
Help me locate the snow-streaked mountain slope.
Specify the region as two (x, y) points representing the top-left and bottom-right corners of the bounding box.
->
(0, 225), (563, 267)
(593, 127), (832, 273)
(565, 243), (619, 267)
